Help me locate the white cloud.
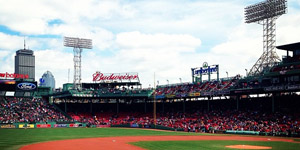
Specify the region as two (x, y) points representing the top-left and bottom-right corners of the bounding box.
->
(35, 49), (73, 88)
(0, 0), (136, 35)
(77, 31), (202, 87)
(0, 0), (58, 34)
(0, 52), (15, 74)
(277, 13), (300, 45)
(116, 31), (201, 52)
(0, 0), (300, 88)
(107, 32), (201, 86)
(0, 33), (25, 50)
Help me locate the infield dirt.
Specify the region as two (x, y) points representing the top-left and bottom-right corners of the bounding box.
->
(225, 145), (272, 149)
(20, 135), (296, 150)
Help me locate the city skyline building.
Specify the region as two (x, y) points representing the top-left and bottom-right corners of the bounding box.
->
(15, 45), (35, 81)
(39, 71), (55, 90)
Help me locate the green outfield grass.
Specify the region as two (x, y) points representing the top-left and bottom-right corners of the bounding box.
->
(0, 128), (194, 150)
(0, 128), (299, 150)
(131, 140), (300, 150)
(294, 139), (300, 142)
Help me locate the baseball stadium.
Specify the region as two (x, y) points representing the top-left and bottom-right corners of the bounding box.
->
(1, 0), (300, 150)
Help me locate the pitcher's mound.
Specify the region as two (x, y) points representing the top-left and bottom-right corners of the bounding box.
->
(225, 145), (272, 149)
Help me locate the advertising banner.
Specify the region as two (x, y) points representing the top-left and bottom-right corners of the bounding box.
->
(217, 90), (230, 95)
(166, 94), (175, 98)
(0, 124), (16, 128)
(175, 94), (188, 98)
(19, 124), (34, 128)
(194, 92), (200, 96)
(264, 86), (285, 92)
(286, 85), (300, 90)
(96, 125), (110, 128)
(190, 93), (195, 96)
(193, 63), (219, 76)
(156, 95), (165, 99)
(130, 123), (139, 128)
(36, 124), (51, 128)
(181, 94), (187, 97)
(16, 81), (37, 91)
(69, 124), (80, 127)
(93, 72), (139, 82)
(0, 72), (29, 79)
(54, 124), (68, 128)
(202, 92), (212, 96)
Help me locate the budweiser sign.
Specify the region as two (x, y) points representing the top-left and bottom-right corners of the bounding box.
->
(0, 72), (29, 79)
(93, 72), (139, 82)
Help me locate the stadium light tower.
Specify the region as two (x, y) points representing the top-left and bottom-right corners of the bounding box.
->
(64, 37), (92, 90)
(245, 0), (287, 76)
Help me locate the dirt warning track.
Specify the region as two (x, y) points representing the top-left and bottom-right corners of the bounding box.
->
(20, 135), (296, 150)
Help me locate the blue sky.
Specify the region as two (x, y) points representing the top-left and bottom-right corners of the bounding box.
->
(0, 0), (299, 88)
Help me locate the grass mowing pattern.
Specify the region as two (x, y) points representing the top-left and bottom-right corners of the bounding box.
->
(131, 140), (300, 150)
(0, 128), (195, 150)
(294, 139), (300, 142)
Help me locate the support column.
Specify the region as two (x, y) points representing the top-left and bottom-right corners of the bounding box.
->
(217, 65), (219, 81)
(64, 99), (67, 113)
(200, 74), (202, 83)
(116, 99), (119, 114)
(191, 68), (195, 83)
(272, 93), (275, 113)
(144, 99), (147, 113)
(207, 97), (210, 112)
(211, 96), (213, 111)
(183, 98), (186, 113)
(90, 100), (93, 114)
(208, 66), (211, 81)
(236, 96), (239, 111)
(162, 99), (165, 113)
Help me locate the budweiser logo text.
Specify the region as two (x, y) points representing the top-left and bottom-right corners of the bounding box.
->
(93, 72), (138, 81)
(0, 72), (29, 79)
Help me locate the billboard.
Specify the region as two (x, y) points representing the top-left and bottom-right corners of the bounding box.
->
(192, 62), (219, 76)
(36, 124), (51, 128)
(0, 124), (16, 128)
(0, 72), (29, 79)
(92, 72), (139, 82)
(54, 124), (68, 128)
(0, 80), (16, 91)
(19, 124), (34, 128)
(16, 81), (37, 91)
(191, 62), (219, 83)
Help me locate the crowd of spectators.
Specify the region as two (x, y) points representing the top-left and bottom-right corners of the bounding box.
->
(153, 110), (300, 134)
(271, 64), (300, 73)
(69, 109), (300, 135)
(154, 78), (236, 97)
(68, 76), (238, 98)
(1, 96), (300, 136)
(0, 97), (70, 124)
(68, 112), (112, 126)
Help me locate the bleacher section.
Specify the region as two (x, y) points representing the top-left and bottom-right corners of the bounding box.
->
(0, 97), (71, 124)
(154, 77), (236, 98)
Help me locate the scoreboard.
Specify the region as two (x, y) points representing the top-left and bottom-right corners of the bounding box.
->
(0, 80), (16, 91)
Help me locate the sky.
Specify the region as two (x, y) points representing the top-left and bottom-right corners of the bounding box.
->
(0, 0), (299, 88)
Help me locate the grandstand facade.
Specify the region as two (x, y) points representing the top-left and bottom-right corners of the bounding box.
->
(51, 42), (300, 114)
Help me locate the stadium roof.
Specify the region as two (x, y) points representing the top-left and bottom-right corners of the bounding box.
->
(276, 42), (300, 51)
